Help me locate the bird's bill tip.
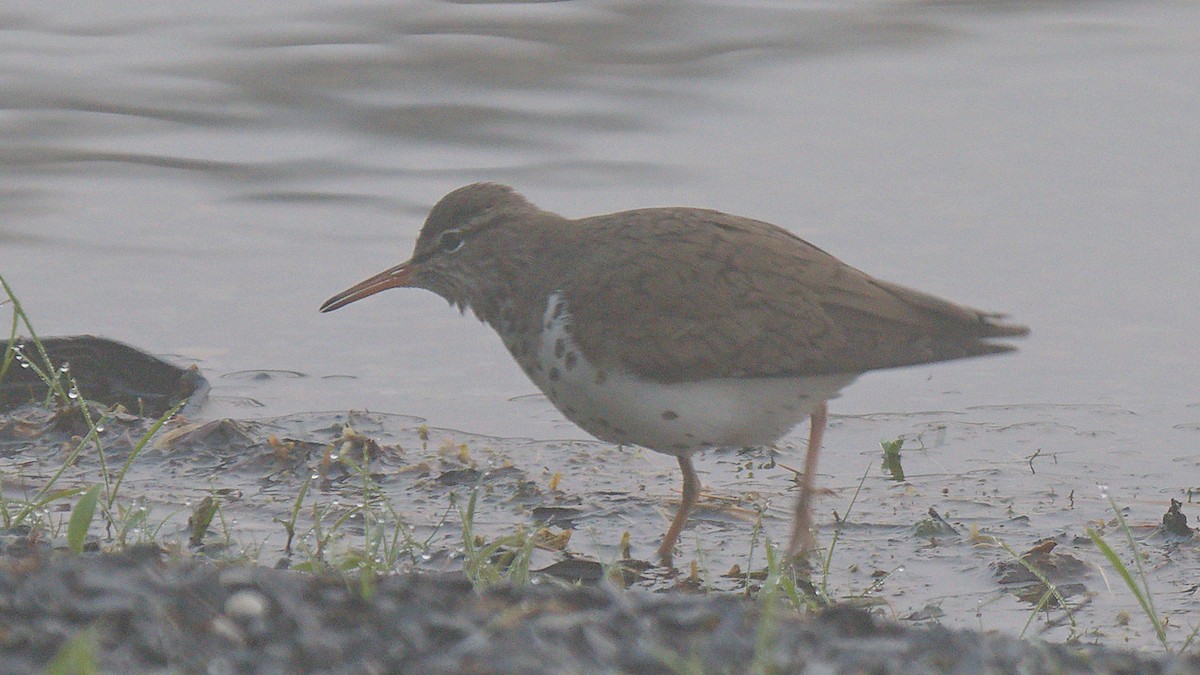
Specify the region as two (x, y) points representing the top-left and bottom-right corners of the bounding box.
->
(319, 262), (413, 313)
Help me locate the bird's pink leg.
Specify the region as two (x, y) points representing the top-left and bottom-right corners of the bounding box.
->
(657, 453), (700, 566)
(786, 401), (827, 561)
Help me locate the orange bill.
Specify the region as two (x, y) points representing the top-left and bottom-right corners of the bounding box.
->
(319, 261), (413, 312)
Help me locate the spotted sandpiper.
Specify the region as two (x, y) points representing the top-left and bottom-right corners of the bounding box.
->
(320, 183), (1028, 565)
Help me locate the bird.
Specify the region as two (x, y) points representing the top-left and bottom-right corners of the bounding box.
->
(320, 183), (1028, 565)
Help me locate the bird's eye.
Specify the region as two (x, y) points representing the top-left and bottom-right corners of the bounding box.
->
(438, 230), (464, 253)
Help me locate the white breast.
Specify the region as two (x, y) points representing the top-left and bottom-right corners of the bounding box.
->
(528, 292), (856, 455)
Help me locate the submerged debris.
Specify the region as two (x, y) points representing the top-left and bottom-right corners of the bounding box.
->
(1, 335), (207, 417)
(1162, 499), (1193, 538)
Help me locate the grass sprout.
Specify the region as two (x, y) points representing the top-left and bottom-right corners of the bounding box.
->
(1086, 493), (1169, 651)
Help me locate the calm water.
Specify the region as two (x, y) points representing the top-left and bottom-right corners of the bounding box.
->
(3, 0), (1199, 646)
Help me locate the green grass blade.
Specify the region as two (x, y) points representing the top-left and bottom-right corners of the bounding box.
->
(821, 463), (871, 600)
(1086, 527), (1169, 650)
(68, 484), (103, 553)
(1107, 496), (1162, 622)
(0, 274), (71, 406)
(11, 486), (87, 529)
(28, 424), (101, 507)
(43, 627), (100, 675)
(188, 495), (219, 547)
(0, 288), (19, 384)
(996, 539), (1075, 637)
(278, 472), (313, 555)
(107, 400), (184, 510)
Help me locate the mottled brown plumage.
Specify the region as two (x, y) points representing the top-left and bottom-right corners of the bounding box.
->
(566, 207), (1024, 382)
(321, 183), (1028, 565)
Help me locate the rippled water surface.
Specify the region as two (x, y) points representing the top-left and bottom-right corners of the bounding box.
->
(3, 0), (1199, 649)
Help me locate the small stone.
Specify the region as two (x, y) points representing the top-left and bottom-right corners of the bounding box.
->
(225, 589), (269, 620)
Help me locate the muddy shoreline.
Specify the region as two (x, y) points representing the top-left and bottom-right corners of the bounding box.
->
(2, 337), (1198, 672)
(2, 544), (1197, 674)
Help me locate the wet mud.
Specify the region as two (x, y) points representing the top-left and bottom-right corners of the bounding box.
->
(1, 337), (1198, 672)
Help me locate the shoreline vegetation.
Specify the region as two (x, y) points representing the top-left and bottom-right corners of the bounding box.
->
(2, 275), (1197, 673)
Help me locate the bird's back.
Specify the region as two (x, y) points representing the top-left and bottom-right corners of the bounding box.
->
(560, 207), (1028, 383)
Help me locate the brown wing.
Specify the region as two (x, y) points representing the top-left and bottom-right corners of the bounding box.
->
(563, 208), (1028, 384)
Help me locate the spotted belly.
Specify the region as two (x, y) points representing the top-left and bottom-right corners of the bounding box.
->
(517, 292), (856, 455)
